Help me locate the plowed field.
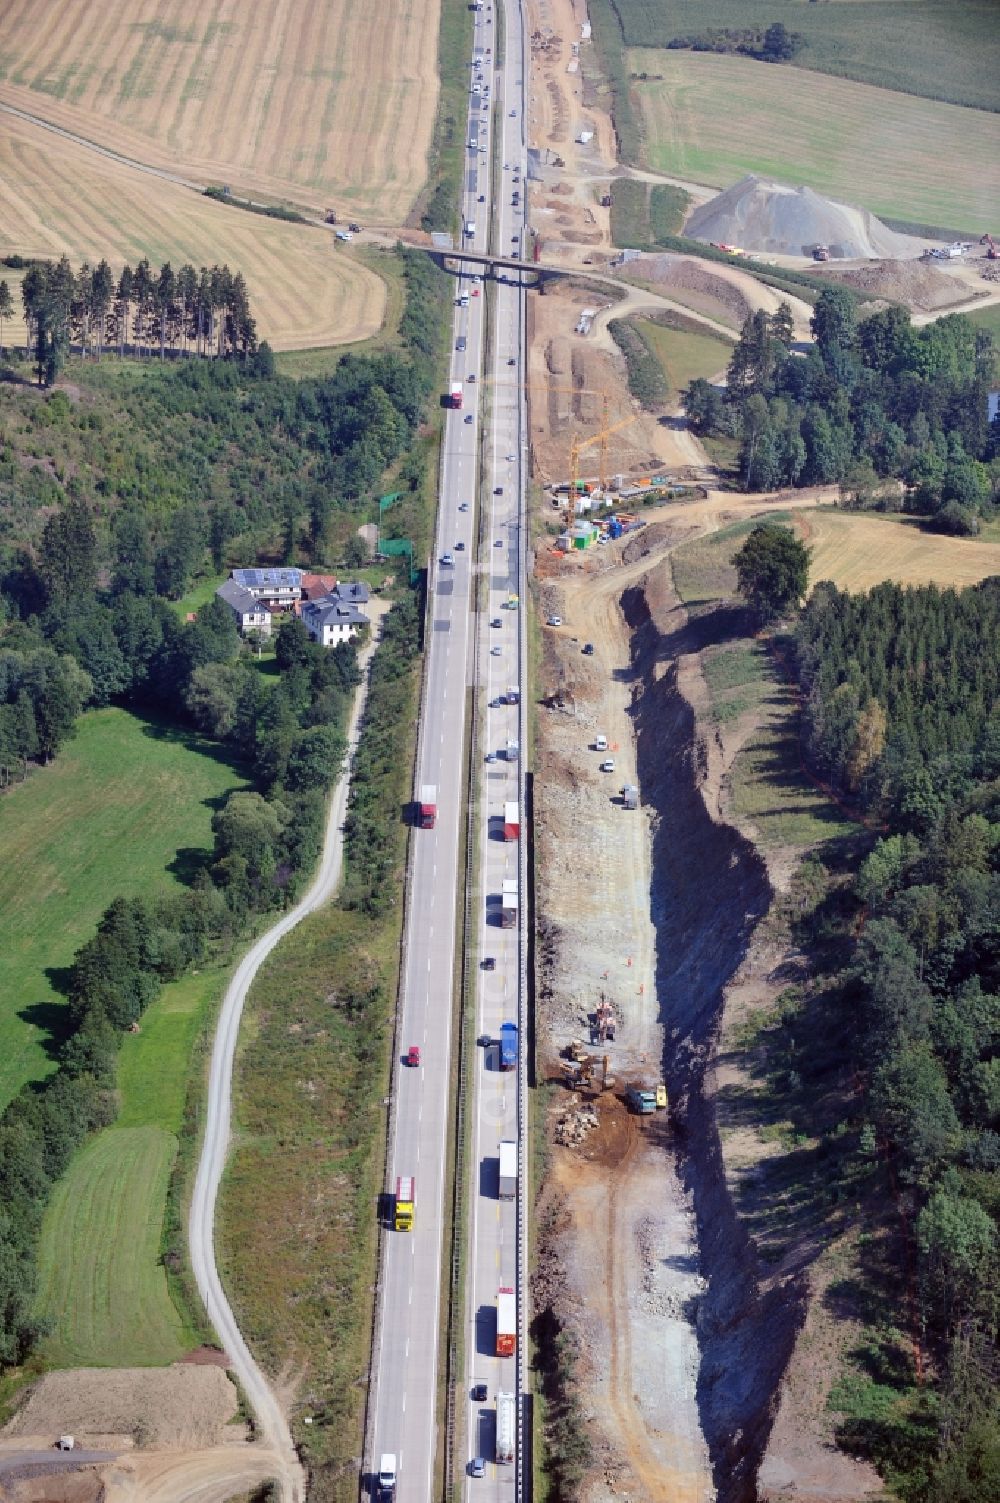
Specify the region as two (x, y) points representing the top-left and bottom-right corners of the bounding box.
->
(0, 0), (439, 222)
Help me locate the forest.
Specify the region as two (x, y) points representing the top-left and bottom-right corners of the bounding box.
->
(686, 294), (1000, 532)
(783, 582), (999, 1500)
(0, 247), (448, 1368)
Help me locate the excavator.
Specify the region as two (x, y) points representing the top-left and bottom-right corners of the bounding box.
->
(979, 233), (999, 260)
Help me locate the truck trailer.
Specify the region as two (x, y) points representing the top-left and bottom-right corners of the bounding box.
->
(496, 1391), (516, 1463)
(498, 1140), (517, 1199)
(446, 382), (464, 409)
(500, 1020), (518, 1071)
(500, 877), (518, 929)
(394, 1176), (415, 1231)
(503, 802), (520, 841)
(418, 785), (437, 828)
(496, 1287), (516, 1357)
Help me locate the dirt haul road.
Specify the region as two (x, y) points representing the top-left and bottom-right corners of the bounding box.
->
(189, 608), (385, 1503)
(533, 488), (831, 1500)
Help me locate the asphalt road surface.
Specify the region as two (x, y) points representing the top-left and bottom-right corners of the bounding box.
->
(462, 1), (529, 1494)
(365, 0), (533, 1495)
(189, 625), (383, 1503)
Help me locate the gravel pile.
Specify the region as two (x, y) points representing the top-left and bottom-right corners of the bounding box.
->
(685, 174), (915, 260)
(819, 257), (976, 310)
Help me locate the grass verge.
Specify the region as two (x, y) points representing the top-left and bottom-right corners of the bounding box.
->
(417, 0), (475, 233)
(634, 314), (731, 395)
(609, 178), (691, 250)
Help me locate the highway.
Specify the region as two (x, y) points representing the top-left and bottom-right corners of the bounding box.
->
(461, 0), (529, 1495)
(367, 0), (529, 1496)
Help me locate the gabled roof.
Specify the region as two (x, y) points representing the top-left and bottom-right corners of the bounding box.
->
(217, 579), (268, 614)
(231, 567), (303, 591)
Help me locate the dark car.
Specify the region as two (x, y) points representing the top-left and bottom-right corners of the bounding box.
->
(493, 485), (503, 495)
(583, 642), (594, 655)
(482, 957), (496, 971)
(471, 1381), (488, 1402)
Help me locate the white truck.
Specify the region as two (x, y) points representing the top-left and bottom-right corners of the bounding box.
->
(498, 1140), (517, 1199)
(496, 1391), (516, 1464)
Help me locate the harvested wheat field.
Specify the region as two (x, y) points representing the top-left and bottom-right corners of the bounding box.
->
(0, 0), (439, 223)
(798, 510), (1000, 594)
(0, 113), (385, 351)
(631, 51), (1000, 234)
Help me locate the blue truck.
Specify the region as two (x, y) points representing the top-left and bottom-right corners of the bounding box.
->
(500, 1021), (518, 1072)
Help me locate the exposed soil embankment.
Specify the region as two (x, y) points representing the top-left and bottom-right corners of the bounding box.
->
(623, 577), (807, 1501)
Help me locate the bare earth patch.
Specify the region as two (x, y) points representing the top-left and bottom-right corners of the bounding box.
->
(3, 1366), (243, 1451)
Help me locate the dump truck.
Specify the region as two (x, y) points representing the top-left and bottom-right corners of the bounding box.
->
(503, 801), (520, 841)
(418, 785), (438, 828)
(498, 1139), (517, 1199)
(500, 878), (518, 930)
(446, 382), (464, 409)
(377, 1454), (397, 1497)
(394, 1176), (415, 1231)
(496, 1391), (516, 1463)
(812, 244), (830, 262)
(626, 1086), (656, 1115)
(496, 1287), (516, 1356)
(500, 1020), (518, 1071)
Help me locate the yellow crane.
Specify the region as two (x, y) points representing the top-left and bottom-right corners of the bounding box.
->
(567, 413), (639, 529)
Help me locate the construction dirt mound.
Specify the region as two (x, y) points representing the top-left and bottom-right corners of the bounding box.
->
(817, 257), (978, 312)
(685, 174), (915, 260)
(3, 1366), (241, 1451)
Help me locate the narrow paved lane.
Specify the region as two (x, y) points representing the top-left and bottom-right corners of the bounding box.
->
(189, 619), (385, 1503)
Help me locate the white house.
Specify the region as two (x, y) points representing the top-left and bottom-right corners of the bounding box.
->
(230, 567), (303, 608)
(301, 584), (370, 647)
(216, 579), (272, 637)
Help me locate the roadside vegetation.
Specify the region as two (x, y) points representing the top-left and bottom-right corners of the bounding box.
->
(419, 0), (475, 233)
(219, 591), (423, 1501)
(608, 179), (690, 250)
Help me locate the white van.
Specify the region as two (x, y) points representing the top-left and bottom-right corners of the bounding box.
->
(594, 734), (608, 752)
(465, 220), (476, 236)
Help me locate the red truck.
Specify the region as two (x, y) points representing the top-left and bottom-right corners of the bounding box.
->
(446, 382), (464, 409)
(503, 801), (519, 841)
(496, 1286), (516, 1357)
(418, 785), (437, 829)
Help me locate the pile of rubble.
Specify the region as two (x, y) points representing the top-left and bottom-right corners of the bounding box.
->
(555, 1098), (599, 1145)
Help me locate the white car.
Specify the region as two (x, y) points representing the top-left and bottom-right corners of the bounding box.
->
(546, 615), (562, 627)
(505, 453), (516, 462)
(600, 759), (615, 773)
(441, 552), (455, 566)
(491, 646), (503, 657)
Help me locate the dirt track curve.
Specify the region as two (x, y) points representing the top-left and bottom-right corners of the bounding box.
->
(189, 611), (385, 1503)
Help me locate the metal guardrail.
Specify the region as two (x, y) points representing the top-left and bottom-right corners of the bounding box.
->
(512, 1), (531, 1495)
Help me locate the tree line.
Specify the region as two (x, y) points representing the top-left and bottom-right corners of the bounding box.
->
(782, 581), (999, 1499)
(10, 256), (259, 388)
(687, 291), (1000, 533)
